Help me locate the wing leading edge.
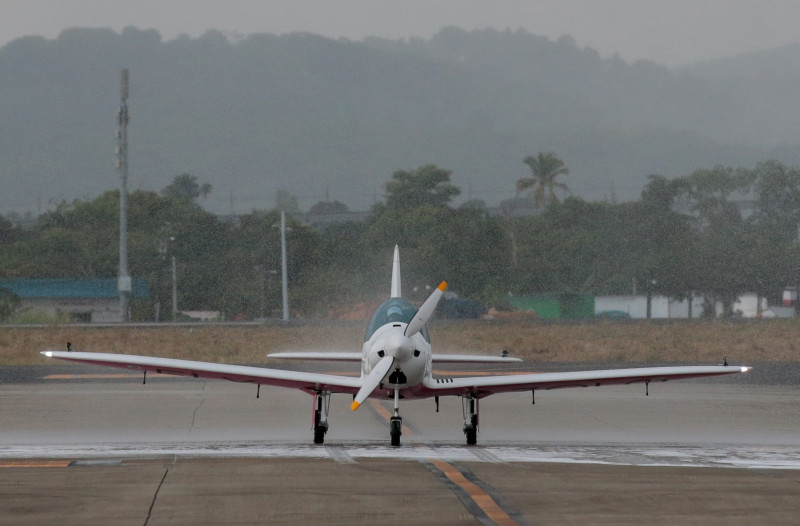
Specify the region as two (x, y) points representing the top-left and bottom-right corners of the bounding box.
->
(267, 352), (363, 362)
(41, 351), (362, 395)
(419, 365), (751, 398)
(267, 351), (523, 364)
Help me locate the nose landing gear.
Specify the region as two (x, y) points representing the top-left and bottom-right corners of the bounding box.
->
(390, 387), (402, 446)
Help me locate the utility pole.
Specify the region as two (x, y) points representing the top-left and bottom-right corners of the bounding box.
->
(281, 211), (289, 322)
(116, 69), (131, 322)
(171, 255), (178, 319)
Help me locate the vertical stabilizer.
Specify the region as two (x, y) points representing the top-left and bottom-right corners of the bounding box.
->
(391, 245), (401, 298)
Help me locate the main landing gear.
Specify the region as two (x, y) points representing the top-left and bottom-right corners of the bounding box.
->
(313, 391), (330, 444)
(312, 390), (479, 447)
(462, 396), (479, 446)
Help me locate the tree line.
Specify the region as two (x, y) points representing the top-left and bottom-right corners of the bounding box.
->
(2, 158), (800, 320)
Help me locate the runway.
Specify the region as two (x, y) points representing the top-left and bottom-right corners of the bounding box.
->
(2, 365), (799, 525)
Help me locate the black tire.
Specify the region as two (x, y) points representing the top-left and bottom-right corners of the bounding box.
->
(390, 418), (402, 447)
(465, 426), (477, 446)
(313, 425), (325, 445)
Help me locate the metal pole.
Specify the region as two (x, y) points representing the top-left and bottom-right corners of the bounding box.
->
(281, 211), (289, 322)
(117, 69), (131, 322)
(171, 255), (178, 319)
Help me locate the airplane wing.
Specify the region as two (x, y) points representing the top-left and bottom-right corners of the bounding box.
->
(41, 351), (362, 395)
(419, 365), (751, 398)
(432, 354), (522, 364)
(266, 352), (523, 364)
(267, 351), (363, 362)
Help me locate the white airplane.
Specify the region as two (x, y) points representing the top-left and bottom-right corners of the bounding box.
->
(42, 246), (751, 446)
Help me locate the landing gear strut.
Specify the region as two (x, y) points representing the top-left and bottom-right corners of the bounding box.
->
(390, 387), (402, 447)
(462, 395), (478, 446)
(313, 391), (330, 444)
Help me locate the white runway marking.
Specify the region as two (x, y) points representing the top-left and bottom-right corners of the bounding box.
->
(1, 442), (798, 470)
(325, 445), (357, 463)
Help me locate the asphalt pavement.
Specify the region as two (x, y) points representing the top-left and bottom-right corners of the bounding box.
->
(1, 363), (798, 525)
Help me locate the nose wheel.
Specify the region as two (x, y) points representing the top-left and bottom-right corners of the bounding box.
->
(389, 386), (402, 447)
(390, 416), (402, 446)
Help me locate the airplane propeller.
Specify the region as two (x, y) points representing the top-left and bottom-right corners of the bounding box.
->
(405, 281), (447, 337)
(351, 355), (394, 410)
(350, 281), (447, 411)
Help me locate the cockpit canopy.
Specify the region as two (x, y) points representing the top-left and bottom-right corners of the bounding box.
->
(365, 297), (430, 342)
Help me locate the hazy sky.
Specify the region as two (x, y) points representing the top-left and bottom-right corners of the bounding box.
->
(2, 0), (798, 67)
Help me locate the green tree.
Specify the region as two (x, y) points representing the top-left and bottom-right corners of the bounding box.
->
(517, 152), (570, 208)
(0, 287), (20, 320)
(511, 198), (602, 294)
(753, 160), (800, 239)
(676, 166), (754, 231)
(0, 215), (21, 249)
(217, 210), (283, 319)
(641, 174), (685, 210)
(383, 164), (460, 210)
(1, 194), (120, 278)
(665, 166), (755, 315)
(308, 200), (349, 215)
(162, 173), (212, 202)
(367, 204), (507, 305)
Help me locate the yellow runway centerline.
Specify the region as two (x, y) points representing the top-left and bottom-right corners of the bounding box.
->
(429, 460), (522, 526)
(0, 461), (71, 468)
(365, 400), (521, 525)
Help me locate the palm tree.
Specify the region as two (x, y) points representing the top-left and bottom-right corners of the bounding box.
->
(517, 152), (570, 208)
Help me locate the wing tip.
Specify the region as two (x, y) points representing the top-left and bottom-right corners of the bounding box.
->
(350, 401), (361, 411)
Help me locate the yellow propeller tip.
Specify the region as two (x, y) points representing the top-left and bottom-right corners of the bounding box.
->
(350, 401), (361, 411)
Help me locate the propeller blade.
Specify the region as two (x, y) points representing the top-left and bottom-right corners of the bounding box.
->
(404, 281), (447, 337)
(351, 355), (394, 411)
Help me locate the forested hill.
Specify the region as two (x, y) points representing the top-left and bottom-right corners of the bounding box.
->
(2, 26), (799, 215)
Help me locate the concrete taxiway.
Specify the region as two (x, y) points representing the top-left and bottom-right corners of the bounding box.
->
(1, 365), (799, 525)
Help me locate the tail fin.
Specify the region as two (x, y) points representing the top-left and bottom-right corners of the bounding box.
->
(391, 245), (401, 298)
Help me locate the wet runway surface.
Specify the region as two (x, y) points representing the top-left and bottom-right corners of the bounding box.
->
(2, 365), (799, 524)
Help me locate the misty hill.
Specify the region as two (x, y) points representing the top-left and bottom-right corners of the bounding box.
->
(1, 26), (799, 215)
